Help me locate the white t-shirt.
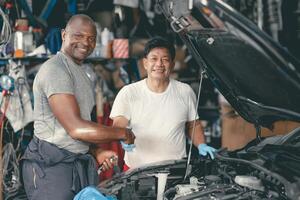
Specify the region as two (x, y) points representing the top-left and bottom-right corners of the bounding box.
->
(110, 79), (199, 168)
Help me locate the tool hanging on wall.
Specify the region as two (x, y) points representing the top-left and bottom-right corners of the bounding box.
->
(0, 60), (33, 132)
(0, 72), (15, 129)
(15, 0), (77, 28)
(257, 0), (263, 30)
(296, 1), (300, 40)
(0, 69), (28, 200)
(0, 6), (12, 48)
(267, 0), (283, 42)
(0, 71), (14, 200)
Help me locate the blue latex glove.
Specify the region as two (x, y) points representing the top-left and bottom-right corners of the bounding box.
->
(74, 186), (110, 200)
(120, 141), (135, 152)
(198, 144), (216, 159)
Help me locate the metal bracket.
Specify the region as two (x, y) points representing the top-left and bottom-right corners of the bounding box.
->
(170, 16), (190, 33)
(255, 124), (262, 143)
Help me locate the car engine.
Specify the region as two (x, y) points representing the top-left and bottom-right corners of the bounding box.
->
(99, 128), (300, 200)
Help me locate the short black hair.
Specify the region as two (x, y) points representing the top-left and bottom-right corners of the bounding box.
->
(143, 37), (176, 60)
(65, 14), (96, 31)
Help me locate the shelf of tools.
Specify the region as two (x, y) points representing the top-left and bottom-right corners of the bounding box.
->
(0, 4), (31, 200)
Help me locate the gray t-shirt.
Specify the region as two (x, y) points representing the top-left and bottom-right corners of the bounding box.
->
(33, 52), (95, 153)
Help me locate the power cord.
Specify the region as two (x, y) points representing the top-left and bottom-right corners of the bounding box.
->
(0, 94), (27, 199)
(2, 143), (22, 199)
(0, 6), (12, 48)
(0, 93), (10, 199)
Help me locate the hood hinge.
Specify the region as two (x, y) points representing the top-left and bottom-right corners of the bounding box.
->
(255, 124), (262, 143)
(170, 16), (191, 33)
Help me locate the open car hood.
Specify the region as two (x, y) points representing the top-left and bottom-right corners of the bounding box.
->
(157, 0), (300, 128)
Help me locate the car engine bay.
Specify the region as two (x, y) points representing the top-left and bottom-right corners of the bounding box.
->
(99, 127), (300, 200)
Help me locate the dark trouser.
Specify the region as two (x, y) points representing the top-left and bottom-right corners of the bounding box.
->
(22, 161), (75, 200)
(21, 137), (98, 200)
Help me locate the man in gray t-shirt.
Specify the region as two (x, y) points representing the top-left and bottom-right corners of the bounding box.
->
(22, 14), (135, 200)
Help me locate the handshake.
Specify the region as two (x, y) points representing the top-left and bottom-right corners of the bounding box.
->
(120, 129), (218, 158)
(121, 128), (136, 152)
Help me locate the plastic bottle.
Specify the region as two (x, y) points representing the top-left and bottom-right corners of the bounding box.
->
(93, 24), (102, 57)
(101, 28), (110, 46)
(23, 26), (35, 53)
(13, 31), (24, 57)
(101, 28), (114, 58)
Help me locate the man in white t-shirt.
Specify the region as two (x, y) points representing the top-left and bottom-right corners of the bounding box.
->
(110, 37), (216, 169)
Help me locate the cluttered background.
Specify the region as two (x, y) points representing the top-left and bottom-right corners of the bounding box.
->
(1, 0), (300, 199)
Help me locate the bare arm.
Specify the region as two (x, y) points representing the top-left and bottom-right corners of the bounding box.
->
(112, 116), (129, 128)
(186, 120), (205, 147)
(49, 94), (134, 144)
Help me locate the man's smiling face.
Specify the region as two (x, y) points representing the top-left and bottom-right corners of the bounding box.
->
(61, 18), (96, 64)
(143, 47), (175, 81)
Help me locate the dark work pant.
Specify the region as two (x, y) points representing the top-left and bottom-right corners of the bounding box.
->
(22, 160), (76, 200)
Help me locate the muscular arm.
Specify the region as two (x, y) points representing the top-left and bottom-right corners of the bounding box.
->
(49, 93), (129, 144)
(186, 120), (205, 147)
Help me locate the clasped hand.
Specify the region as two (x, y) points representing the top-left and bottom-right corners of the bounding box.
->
(121, 128), (136, 151)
